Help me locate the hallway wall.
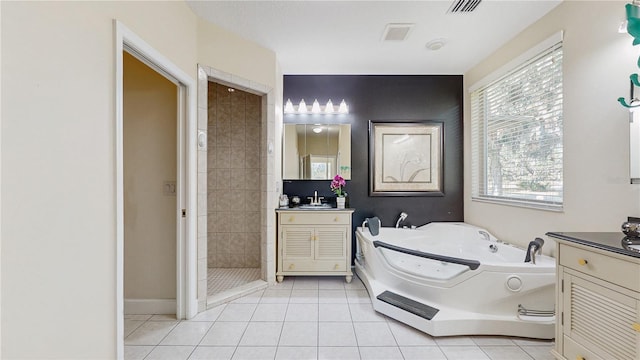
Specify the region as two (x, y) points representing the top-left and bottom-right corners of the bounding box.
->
(1, 1), (279, 358)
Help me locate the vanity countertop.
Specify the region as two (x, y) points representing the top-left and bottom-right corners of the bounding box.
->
(546, 231), (640, 259)
(276, 207), (355, 212)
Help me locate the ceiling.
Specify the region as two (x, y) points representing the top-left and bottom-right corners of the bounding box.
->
(188, 0), (562, 75)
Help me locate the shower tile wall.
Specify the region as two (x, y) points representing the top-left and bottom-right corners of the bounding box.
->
(207, 82), (262, 268)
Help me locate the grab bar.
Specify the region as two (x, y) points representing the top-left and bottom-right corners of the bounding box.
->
(372, 241), (480, 270)
(518, 304), (555, 317)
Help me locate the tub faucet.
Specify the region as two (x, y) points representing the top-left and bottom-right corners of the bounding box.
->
(524, 238), (545, 265)
(478, 230), (491, 241)
(395, 212), (408, 228)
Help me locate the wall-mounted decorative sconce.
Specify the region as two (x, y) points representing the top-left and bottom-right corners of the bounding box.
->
(284, 98), (349, 114)
(619, 1), (640, 111)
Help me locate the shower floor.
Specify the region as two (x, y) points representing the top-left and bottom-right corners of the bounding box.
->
(207, 267), (261, 296)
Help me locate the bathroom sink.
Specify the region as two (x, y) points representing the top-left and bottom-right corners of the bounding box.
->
(298, 204), (332, 209)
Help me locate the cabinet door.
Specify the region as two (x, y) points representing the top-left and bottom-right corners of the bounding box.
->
(282, 226), (314, 260)
(314, 226), (347, 260)
(563, 271), (640, 360)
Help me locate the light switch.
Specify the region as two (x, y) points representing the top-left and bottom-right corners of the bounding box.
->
(163, 181), (177, 196)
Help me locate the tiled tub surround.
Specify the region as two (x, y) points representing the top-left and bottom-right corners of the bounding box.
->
(124, 276), (555, 360)
(207, 82), (262, 269)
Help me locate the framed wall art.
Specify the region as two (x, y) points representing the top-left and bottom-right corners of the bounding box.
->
(369, 121), (444, 196)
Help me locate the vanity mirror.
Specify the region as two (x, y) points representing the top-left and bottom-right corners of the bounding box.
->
(283, 124), (351, 180)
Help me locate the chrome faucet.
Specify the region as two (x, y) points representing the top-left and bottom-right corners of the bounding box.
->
(524, 238), (544, 265)
(307, 190), (324, 206)
(395, 212), (408, 228)
(478, 230), (491, 241)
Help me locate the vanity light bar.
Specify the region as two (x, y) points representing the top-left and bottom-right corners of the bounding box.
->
(284, 98), (349, 114)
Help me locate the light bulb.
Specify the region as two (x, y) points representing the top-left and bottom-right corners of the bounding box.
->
(284, 99), (295, 113)
(325, 99), (335, 113)
(298, 99), (307, 113)
(311, 99), (321, 113)
(338, 99), (349, 114)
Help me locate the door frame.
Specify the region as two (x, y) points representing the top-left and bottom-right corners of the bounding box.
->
(114, 20), (197, 358)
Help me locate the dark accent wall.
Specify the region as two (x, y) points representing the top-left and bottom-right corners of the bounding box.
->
(283, 75), (463, 244)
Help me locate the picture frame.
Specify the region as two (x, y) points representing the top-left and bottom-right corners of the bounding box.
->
(369, 121), (444, 196)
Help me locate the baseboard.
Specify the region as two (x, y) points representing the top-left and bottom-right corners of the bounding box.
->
(124, 298), (176, 315)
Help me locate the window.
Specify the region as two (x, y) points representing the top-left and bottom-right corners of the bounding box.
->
(471, 41), (563, 210)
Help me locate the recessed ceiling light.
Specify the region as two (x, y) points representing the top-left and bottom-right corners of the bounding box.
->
(426, 38), (447, 51)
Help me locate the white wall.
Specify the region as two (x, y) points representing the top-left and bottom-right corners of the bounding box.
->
(0, 1), (281, 358)
(123, 52), (177, 302)
(464, 1), (640, 255)
(1, 2), (198, 358)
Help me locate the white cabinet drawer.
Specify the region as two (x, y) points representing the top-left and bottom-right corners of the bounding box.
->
(283, 260), (347, 272)
(559, 243), (640, 292)
(563, 335), (603, 360)
(279, 212), (350, 225)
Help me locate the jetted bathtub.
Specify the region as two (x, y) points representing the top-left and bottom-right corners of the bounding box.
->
(354, 222), (555, 339)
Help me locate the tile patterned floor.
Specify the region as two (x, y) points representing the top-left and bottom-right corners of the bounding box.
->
(208, 268), (262, 296)
(125, 276), (555, 360)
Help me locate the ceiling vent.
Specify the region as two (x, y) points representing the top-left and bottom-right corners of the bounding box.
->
(382, 23), (414, 41)
(447, 0), (482, 13)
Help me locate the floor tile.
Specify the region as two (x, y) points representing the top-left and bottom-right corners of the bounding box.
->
(387, 320), (437, 346)
(520, 345), (554, 360)
(251, 303), (288, 321)
(285, 303), (318, 322)
(353, 322), (397, 346)
(318, 289), (348, 303)
(319, 303), (351, 322)
(199, 322), (247, 346)
(145, 345), (194, 360)
(239, 321), (283, 346)
(349, 303), (386, 322)
(481, 345), (534, 360)
(125, 320), (179, 345)
(399, 346), (447, 360)
(346, 289), (371, 303)
(217, 303), (257, 321)
(434, 336), (476, 346)
(150, 314), (177, 321)
(512, 339), (554, 346)
(189, 304), (227, 321)
(289, 289), (319, 303)
(160, 321), (212, 345)
(231, 289), (264, 303)
(318, 346), (361, 360)
(275, 346), (317, 360)
(231, 346), (276, 360)
(124, 319), (146, 338)
(278, 321), (318, 346)
(293, 277), (320, 289)
(260, 289), (292, 303)
(271, 278), (294, 289)
(189, 346), (236, 360)
(439, 345), (491, 360)
(317, 277), (347, 289)
(318, 322), (357, 346)
(344, 277), (366, 290)
(124, 345), (154, 360)
(125, 314), (153, 321)
(359, 346), (403, 360)
(472, 336), (516, 346)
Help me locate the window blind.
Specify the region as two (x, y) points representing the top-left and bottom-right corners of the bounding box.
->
(471, 42), (563, 210)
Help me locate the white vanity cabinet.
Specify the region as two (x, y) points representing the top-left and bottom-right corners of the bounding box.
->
(276, 209), (354, 283)
(548, 233), (640, 360)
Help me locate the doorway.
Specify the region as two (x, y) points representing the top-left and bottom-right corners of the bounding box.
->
(206, 81), (263, 297)
(122, 52), (177, 314)
(115, 21), (198, 359)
